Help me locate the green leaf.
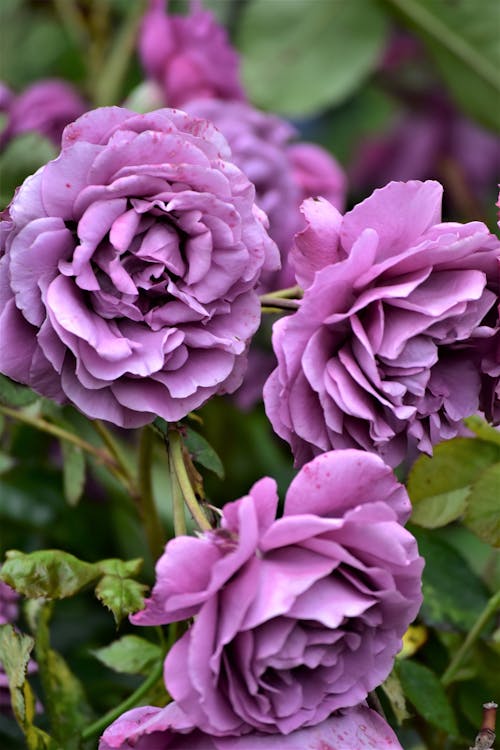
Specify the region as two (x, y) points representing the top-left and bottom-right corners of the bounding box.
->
(380, 670), (410, 724)
(383, 0), (500, 130)
(408, 438), (500, 528)
(0, 133), (57, 207)
(397, 660), (458, 736)
(464, 415), (500, 447)
(0, 451), (15, 474)
(152, 417), (169, 438)
(61, 442), (86, 507)
(92, 635), (162, 675)
(412, 528), (491, 631)
(238, 0), (388, 116)
(185, 427), (224, 479)
(0, 374), (39, 408)
(465, 462), (500, 547)
(0, 549), (99, 599)
(94, 576), (147, 626)
(97, 557), (143, 578)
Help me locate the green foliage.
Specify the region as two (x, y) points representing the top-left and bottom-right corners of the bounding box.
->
(383, 0), (500, 131)
(92, 635), (162, 676)
(184, 426), (225, 479)
(0, 133), (57, 207)
(465, 462), (500, 547)
(0, 374), (39, 408)
(397, 659), (458, 736)
(238, 0), (388, 116)
(95, 575), (147, 627)
(61, 442), (86, 507)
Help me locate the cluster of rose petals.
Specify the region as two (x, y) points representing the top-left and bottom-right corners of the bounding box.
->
(130, 450), (422, 736)
(185, 98), (346, 289)
(100, 701), (403, 749)
(0, 79), (87, 148)
(0, 106), (279, 427)
(265, 180), (500, 467)
(139, 0), (245, 109)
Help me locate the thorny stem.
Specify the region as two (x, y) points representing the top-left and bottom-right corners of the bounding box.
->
(137, 427), (166, 562)
(81, 658), (165, 742)
(168, 430), (212, 532)
(470, 702), (497, 750)
(442, 589), (500, 687)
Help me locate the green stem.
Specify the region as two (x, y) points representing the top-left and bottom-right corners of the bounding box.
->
(260, 285), (303, 301)
(81, 658), (165, 742)
(0, 403), (125, 480)
(52, 0), (89, 51)
(168, 431), (212, 532)
(169, 451), (187, 536)
(92, 419), (136, 489)
(441, 589), (500, 687)
(382, 0), (500, 94)
(137, 427), (165, 562)
(94, 0), (148, 106)
(260, 297), (300, 311)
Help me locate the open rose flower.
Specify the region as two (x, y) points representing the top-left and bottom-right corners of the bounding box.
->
(99, 701), (403, 749)
(265, 180), (500, 467)
(130, 450), (422, 736)
(0, 79), (87, 148)
(139, 0), (245, 108)
(184, 98), (346, 289)
(0, 107), (279, 427)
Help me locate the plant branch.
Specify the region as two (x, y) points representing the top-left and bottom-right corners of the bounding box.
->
(260, 285), (303, 300)
(259, 296), (300, 311)
(168, 431), (212, 532)
(81, 658), (165, 742)
(92, 419), (136, 489)
(168, 450), (187, 537)
(442, 589), (500, 687)
(137, 427), (166, 562)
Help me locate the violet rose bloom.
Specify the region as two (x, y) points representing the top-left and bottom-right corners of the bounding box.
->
(0, 79), (87, 148)
(130, 450), (423, 736)
(184, 99), (346, 290)
(99, 701), (403, 749)
(139, 0), (245, 109)
(0, 107), (279, 427)
(266, 180), (500, 467)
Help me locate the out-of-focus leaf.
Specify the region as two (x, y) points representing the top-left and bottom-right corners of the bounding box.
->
(383, 0), (500, 130)
(398, 625), (428, 660)
(0, 133), (56, 207)
(94, 575), (147, 627)
(152, 418), (169, 439)
(61, 442), (85, 507)
(0, 550), (99, 599)
(380, 670), (410, 724)
(238, 0), (388, 116)
(184, 427), (224, 479)
(412, 528), (491, 631)
(397, 660), (458, 736)
(0, 375), (39, 408)
(408, 438), (500, 528)
(0, 452), (15, 474)
(92, 635), (161, 676)
(465, 462), (500, 547)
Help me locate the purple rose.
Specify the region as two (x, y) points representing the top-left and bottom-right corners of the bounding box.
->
(99, 701), (404, 749)
(184, 99), (345, 289)
(130, 450), (422, 736)
(139, 0), (245, 108)
(0, 106), (279, 427)
(266, 180), (500, 467)
(0, 79), (87, 148)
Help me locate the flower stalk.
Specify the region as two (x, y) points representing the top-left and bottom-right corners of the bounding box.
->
(168, 430), (212, 532)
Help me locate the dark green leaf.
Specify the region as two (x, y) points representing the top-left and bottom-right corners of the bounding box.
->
(0, 451), (15, 474)
(0, 550), (99, 599)
(408, 438), (500, 528)
(380, 670), (410, 724)
(61, 442), (86, 507)
(238, 0), (388, 116)
(465, 462), (500, 547)
(185, 427), (224, 479)
(94, 576), (147, 626)
(397, 660), (458, 736)
(152, 417), (169, 438)
(92, 635), (162, 675)
(412, 528), (491, 631)
(383, 0), (500, 130)
(0, 374), (39, 408)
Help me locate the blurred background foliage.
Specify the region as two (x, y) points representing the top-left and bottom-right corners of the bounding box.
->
(0, 1), (499, 749)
